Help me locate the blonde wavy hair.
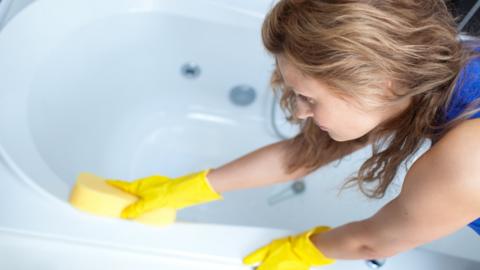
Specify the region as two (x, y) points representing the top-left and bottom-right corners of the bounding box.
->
(263, 0), (480, 198)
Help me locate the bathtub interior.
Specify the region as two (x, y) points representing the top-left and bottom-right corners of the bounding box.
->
(27, 9), (299, 225)
(0, 0), (278, 197)
(27, 11), (276, 194)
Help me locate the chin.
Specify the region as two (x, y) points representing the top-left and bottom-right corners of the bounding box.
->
(329, 131), (364, 142)
(326, 131), (342, 142)
(330, 135), (349, 142)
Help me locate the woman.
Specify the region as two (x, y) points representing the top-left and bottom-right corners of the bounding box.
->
(106, 0), (480, 269)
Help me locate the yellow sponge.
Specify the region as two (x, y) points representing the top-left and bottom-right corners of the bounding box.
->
(69, 172), (176, 227)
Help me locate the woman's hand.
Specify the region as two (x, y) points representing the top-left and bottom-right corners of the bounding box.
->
(106, 169), (223, 219)
(243, 226), (335, 270)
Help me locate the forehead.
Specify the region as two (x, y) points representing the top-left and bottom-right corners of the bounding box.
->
(275, 55), (365, 106)
(275, 56), (309, 89)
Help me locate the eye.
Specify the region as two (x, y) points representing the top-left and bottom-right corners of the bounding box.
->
(295, 93), (315, 105)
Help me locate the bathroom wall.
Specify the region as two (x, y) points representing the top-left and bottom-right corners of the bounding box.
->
(450, 0), (480, 35)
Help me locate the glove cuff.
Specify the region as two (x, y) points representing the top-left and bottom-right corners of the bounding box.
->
(293, 226), (336, 266)
(172, 169), (224, 208)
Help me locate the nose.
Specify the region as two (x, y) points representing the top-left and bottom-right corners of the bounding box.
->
(295, 102), (314, 120)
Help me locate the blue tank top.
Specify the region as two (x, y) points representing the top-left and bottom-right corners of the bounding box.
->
(437, 44), (480, 235)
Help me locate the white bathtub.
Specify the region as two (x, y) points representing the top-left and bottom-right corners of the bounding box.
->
(0, 0), (478, 269)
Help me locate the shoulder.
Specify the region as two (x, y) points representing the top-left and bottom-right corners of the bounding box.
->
(404, 118), (480, 211)
(362, 119), (480, 253)
(428, 118), (480, 171)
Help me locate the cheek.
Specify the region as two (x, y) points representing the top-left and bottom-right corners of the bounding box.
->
(312, 98), (380, 131)
(343, 114), (381, 139)
(311, 108), (331, 126)
(313, 103), (348, 125)
(316, 106), (376, 136)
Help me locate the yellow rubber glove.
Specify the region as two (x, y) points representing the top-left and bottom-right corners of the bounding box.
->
(243, 226), (335, 270)
(105, 169), (223, 219)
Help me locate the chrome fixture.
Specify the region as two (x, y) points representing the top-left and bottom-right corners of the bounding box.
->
(229, 84), (256, 106)
(366, 259), (386, 269)
(181, 62), (201, 79)
(267, 180), (306, 205)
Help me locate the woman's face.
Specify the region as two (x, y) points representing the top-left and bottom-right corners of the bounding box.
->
(276, 55), (411, 142)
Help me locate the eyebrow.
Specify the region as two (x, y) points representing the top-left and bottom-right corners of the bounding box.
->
(290, 88), (314, 100)
(285, 83), (309, 96)
(275, 58), (313, 97)
(276, 71), (296, 92)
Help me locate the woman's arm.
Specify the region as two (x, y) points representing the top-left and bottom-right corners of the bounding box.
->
(207, 137), (370, 194)
(309, 119), (480, 260)
(206, 140), (311, 193)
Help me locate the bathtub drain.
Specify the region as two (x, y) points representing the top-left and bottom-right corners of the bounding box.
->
(229, 85), (256, 106)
